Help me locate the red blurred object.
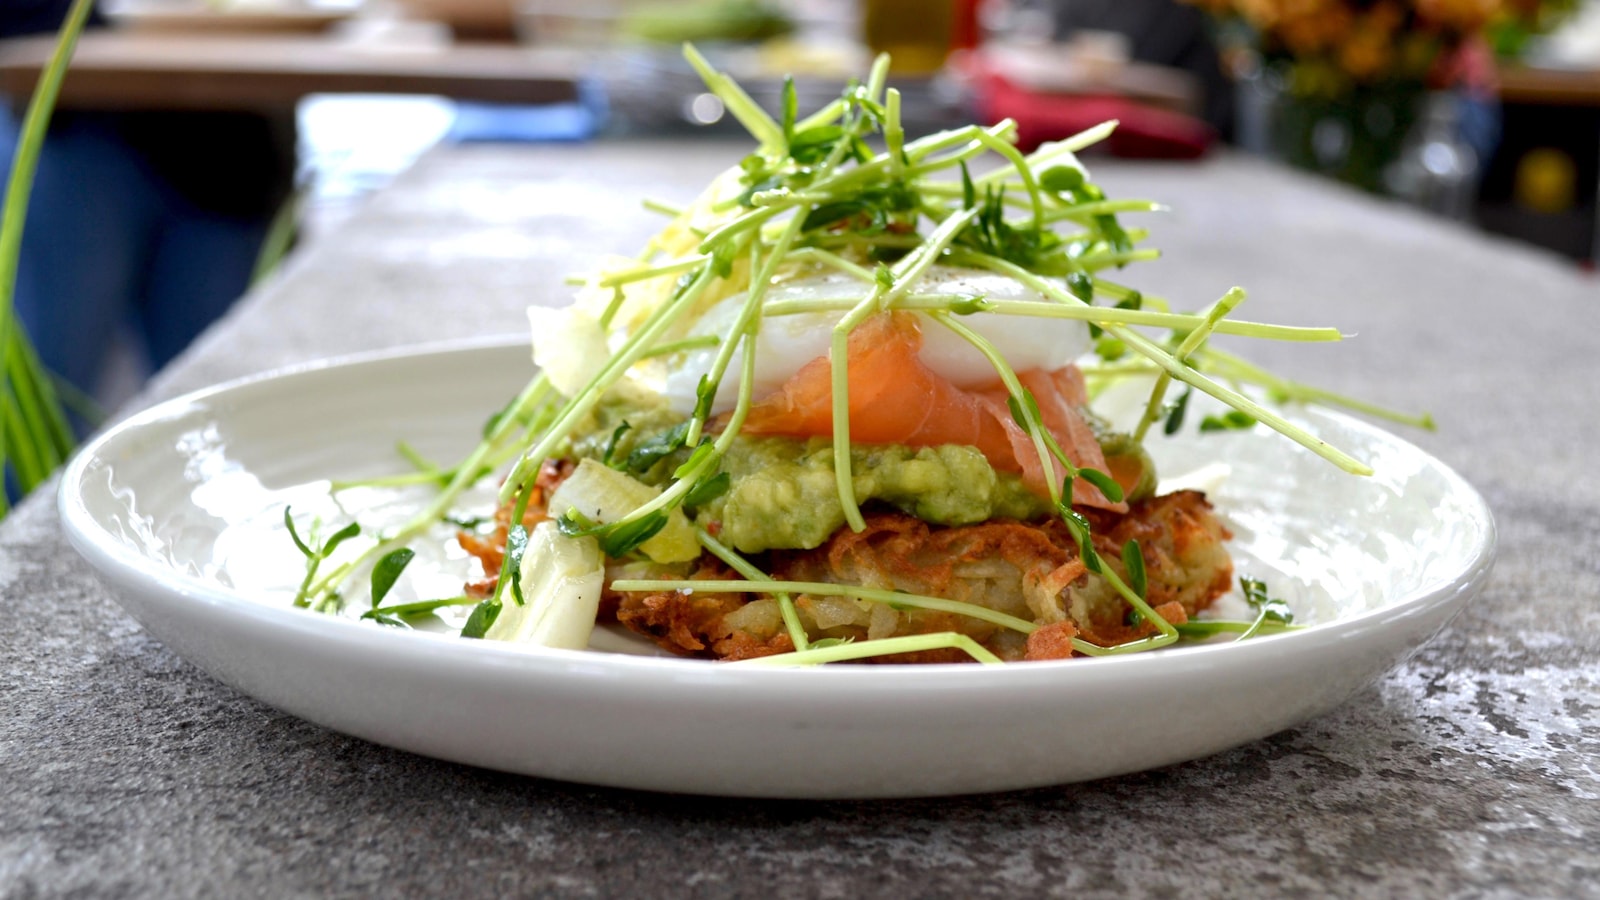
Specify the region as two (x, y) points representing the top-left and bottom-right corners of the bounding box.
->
(973, 69), (1216, 159)
(952, 0), (982, 50)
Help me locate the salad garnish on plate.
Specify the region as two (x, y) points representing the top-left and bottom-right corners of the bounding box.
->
(292, 47), (1429, 665)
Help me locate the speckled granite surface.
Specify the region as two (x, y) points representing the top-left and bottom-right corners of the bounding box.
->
(3, 143), (1596, 898)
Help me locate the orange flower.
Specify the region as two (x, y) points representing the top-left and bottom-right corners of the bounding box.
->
(1413, 0), (1501, 32)
(1279, 5), (1353, 55)
(1176, 0), (1569, 90)
(1235, 0), (1284, 29)
(1339, 30), (1393, 80)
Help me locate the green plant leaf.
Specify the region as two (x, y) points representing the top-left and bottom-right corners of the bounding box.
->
(1164, 386), (1192, 436)
(1060, 507), (1101, 574)
(1240, 576), (1294, 625)
(1039, 165), (1085, 194)
(683, 471), (730, 510)
(1200, 411), (1257, 432)
(1078, 467), (1125, 503)
(370, 547), (415, 609)
(1066, 271), (1094, 303)
(625, 421), (690, 474)
(504, 524), (530, 606)
(601, 512), (669, 557)
(781, 76), (797, 142)
(1123, 539), (1147, 599)
(556, 507), (600, 537)
(601, 420), (633, 468)
(284, 507), (315, 559)
(0, 0), (95, 504)
(321, 521), (362, 557)
(460, 599), (501, 639)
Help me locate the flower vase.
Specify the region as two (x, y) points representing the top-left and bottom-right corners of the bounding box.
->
(1267, 82), (1427, 194)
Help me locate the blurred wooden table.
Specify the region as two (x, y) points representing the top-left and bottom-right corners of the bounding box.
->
(1498, 64), (1600, 106)
(0, 31), (582, 111)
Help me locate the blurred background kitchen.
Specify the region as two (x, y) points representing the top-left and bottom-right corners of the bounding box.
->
(1, 0), (1596, 414)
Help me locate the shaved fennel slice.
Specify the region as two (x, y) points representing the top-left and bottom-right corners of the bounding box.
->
(547, 459), (700, 563)
(528, 305), (608, 398)
(484, 521), (604, 649)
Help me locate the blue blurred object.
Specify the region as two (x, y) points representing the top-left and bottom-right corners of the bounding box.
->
(446, 79), (607, 143)
(0, 109), (277, 399)
(1456, 90), (1503, 167)
(1, 0), (294, 406)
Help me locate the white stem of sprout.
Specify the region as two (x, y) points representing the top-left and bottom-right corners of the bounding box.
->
(759, 294), (1343, 343)
(683, 44), (783, 151)
(827, 208), (979, 532)
(499, 261), (724, 504)
(1134, 287), (1246, 442)
(962, 254), (1373, 474)
(727, 633), (1004, 666)
(976, 120), (1119, 186)
(611, 578), (1039, 634)
(685, 213), (806, 447)
(695, 528), (809, 651)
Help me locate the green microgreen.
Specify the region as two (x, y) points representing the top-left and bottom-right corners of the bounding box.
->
(369, 548), (415, 609)
(1066, 270), (1095, 303)
(601, 421), (633, 468)
(1060, 507), (1102, 574)
(601, 513), (671, 557)
(286, 507), (361, 608)
(460, 598), (501, 639)
(681, 470), (730, 510)
(556, 505), (669, 559)
(363, 595), (476, 620)
(503, 525), (530, 605)
(1237, 575), (1295, 641)
(695, 527), (808, 651)
(1200, 411), (1258, 432)
(299, 45), (1430, 668)
(948, 294), (992, 315)
(1123, 540), (1148, 600)
(1079, 468), (1125, 504)
(361, 594), (476, 629)
(610, 578), (1038, 636)
(781, 76), (797, 143)
(727, 632), (1003, 666)
(1173, 619), (1302, 639)
(1164, 386), (1193, 435)
(625, 421), (690, 474)
(555, 507), (599, 537)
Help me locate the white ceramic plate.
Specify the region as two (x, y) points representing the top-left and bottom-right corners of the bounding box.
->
(59, 339), (1496, 798)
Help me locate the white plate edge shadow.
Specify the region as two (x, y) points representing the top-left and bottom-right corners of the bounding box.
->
(57, 337), (1498, 798)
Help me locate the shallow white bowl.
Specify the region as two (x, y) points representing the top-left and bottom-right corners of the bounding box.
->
(59, 339), (1496, 798)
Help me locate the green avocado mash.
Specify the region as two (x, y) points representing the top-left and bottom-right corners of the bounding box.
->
(569, 391), (1154, 554)
(696, 437), (1048, 552)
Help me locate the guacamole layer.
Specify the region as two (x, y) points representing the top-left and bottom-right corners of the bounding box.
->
(569, 393), (1152, 554)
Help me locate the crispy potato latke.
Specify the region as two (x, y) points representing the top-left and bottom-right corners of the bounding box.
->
(609, 490), (1231, 663)
(458, 459), (1233, 663)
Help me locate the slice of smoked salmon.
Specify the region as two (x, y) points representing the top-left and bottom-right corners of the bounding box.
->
(740, 311), (1126, 511)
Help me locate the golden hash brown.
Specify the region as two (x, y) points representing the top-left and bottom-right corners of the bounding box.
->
(611, 490), (1232, 662)
(455, 457), (1233, 663)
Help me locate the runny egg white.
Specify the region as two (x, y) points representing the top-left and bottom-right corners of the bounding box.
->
(654, 266), (1094, 416)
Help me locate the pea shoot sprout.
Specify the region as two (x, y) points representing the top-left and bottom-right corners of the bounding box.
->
(295, 46), (1428, 665)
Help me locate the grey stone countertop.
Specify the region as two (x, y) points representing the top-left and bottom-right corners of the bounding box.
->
(3, 142), (1597, 898)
